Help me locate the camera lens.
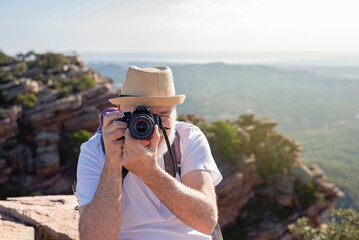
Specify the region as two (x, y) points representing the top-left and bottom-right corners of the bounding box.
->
(136, 121), (148, 133)
(129, 114), (155, 140)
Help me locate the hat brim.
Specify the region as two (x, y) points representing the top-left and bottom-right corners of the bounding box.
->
(108, 95), (186, 106)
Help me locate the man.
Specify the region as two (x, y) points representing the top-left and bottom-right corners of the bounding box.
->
(76, 65), (223, 239)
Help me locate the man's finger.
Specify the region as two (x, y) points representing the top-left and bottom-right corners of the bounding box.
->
(148, 125), (160, 152)
(103, 120), (128, 135)
(124, 129), (146, 153)
(102, 111), (124, 129)
(105, 128), (126, 142)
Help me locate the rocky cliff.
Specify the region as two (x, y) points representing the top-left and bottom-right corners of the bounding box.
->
(0, 52), (344, 240)
(0, 53), (119, 197)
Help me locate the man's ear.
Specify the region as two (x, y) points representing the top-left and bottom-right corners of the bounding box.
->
(117, 105), (122, 112)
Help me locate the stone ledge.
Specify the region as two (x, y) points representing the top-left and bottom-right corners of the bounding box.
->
(0, 195), (79, 240)
(0, 212), (34, 240)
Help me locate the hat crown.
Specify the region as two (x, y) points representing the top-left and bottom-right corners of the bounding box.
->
(122, 66), (176, 97)
(108, 65), (185, 106)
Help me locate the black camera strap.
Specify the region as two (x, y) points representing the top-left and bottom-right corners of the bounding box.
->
(158, 118), (177, 178)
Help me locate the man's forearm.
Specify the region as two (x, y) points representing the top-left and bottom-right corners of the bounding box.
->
(142, 166), (218, 235)
(79, 161), (123, 240)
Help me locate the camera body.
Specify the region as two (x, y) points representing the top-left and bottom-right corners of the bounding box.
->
(115, 106), (161, 140)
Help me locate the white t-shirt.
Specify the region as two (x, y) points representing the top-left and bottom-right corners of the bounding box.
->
(76, 121), (223, 240)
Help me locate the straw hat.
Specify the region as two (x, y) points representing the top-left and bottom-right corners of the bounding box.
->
(109, 65), (186, 106)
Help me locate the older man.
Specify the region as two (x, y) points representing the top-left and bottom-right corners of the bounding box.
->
(76, 66), (222, 239)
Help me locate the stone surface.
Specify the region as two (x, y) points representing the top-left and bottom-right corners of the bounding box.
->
(36, 88), (59, 104)
(35, 132), (60, 146)
(275, 174), (294, 195)
(9, 144), (34, 173)
(52, 95), (82, 112)
(313, 177), (345, 198)
(217, 171), (245, 227)
(0, 106), (22, 143)
(0, 212), (34, 240)
(34, 132), (61, 176)
(309, 164), (325, 179)
(0, 195), (79, 240)
(1, 78), (39, 99)
(217, 154), (261, 227)
(0, 157), (12, 184)
(291, 164), (312, 184)
(35, 151), (60, 176)
(82, 83), (111, 99)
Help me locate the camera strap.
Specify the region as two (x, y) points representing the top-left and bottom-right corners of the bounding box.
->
(158, 118), (177, 178)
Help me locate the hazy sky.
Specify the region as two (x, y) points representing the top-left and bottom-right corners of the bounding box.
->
(1, 0), (359, 54)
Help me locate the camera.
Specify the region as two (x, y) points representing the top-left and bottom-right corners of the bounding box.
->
(114, 106), (161, 140)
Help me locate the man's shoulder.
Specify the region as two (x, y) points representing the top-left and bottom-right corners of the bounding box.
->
(80, 131), (102, 154)
(175, 121), (201, 132)
(175, 121), (205, 141)
(85, 131), (101, 144)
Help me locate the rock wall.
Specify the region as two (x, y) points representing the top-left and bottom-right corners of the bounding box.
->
(0, 55), (119, 196)
(217, 154), (261, 227)
(217, 157), (342, 239)
(0, 195), (78, 240)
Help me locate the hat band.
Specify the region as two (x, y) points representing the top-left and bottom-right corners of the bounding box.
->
(119, 94), (177, 98)
(120, 94), (141, 97)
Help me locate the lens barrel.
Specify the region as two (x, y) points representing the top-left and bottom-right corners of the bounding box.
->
(129, 114), (155, 140)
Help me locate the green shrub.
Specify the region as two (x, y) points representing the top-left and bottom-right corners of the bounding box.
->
(60, 129), (91, 165)
(0, 72), (15, 83)
(12, 63), (27, 77)
(251, 136), (298, 179)
(72, 129), (92, 157)
(14, 93), (37, 109)
(204, 120), (242, 164)
(74, 74), (96, 92)
(30, 52), (69, 73)
(256, 156), (281, 179)
(289, 208), (359, 240)
(53, 74), (96, 98)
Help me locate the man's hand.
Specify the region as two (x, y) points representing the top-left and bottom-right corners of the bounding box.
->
(121, 125), (161, 179)
(102, 112), (127, 166)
